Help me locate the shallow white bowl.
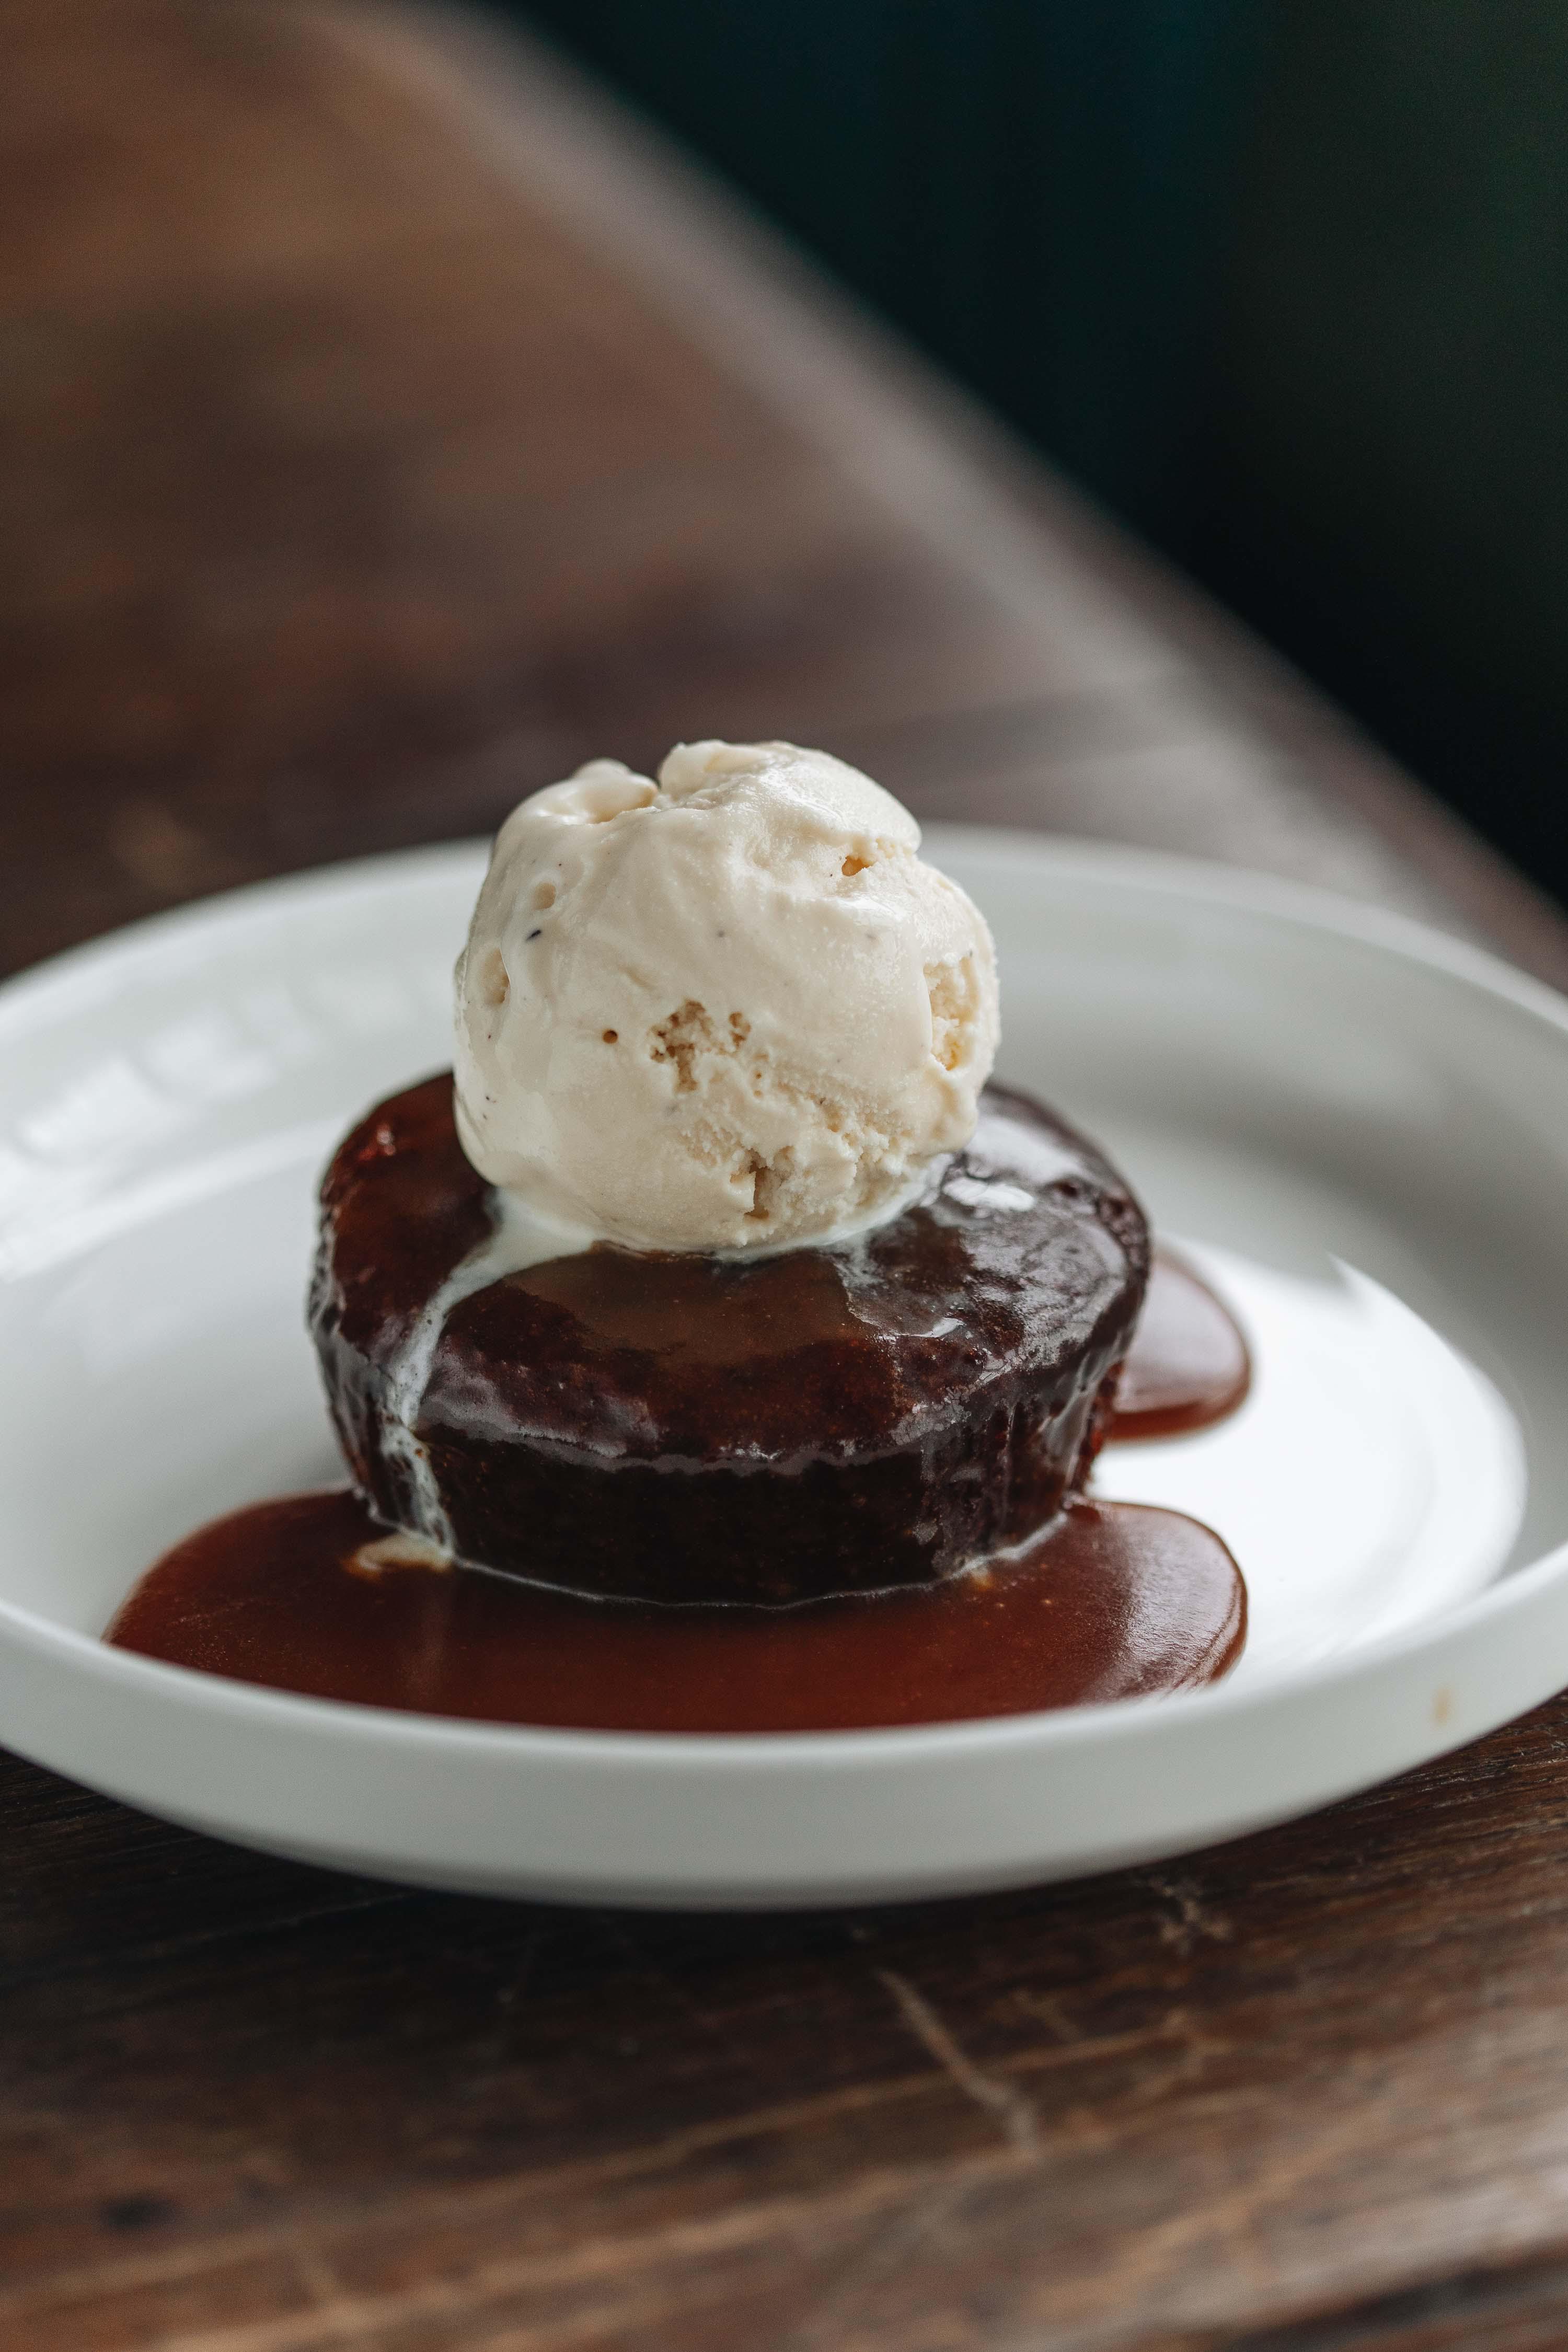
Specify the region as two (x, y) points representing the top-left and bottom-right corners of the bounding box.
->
(3, 833), (1567, 1908)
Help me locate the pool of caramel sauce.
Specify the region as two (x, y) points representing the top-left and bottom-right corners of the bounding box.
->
(1113, 1251), (1252, 1440)
(108, 1251), (1251, 1731)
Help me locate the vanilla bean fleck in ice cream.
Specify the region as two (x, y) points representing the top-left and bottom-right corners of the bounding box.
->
(453, 740), (1000, 1252)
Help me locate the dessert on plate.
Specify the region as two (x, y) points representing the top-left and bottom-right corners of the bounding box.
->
(312, 739), (1150, 1604)
(110, 741), (1248, 1727)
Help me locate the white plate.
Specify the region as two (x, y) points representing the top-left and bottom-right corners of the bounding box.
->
(2, 833), (1567, 1909)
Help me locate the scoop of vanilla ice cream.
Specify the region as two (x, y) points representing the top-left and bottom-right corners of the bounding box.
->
(452, 739), (999, 1253)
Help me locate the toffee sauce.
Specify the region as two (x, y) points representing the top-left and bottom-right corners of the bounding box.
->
(1109, 1251), (1251, 1442)
(107, 1489), (1246, 1731)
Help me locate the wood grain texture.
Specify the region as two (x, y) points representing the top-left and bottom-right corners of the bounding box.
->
(11, 1698), (1568, 2352)
(6, 0), (1563, 983)
(6, 5), (1568, 2348)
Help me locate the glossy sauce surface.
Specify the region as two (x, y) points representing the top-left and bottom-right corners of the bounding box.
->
(1110, 1252), (1251, 1441)
(108, 1489), (1246, 1731)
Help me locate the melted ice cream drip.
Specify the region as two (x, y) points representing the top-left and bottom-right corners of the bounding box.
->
(377, 1193), (594, 1555)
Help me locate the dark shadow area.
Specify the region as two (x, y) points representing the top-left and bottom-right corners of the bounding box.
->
(512, 0), (1568, 905)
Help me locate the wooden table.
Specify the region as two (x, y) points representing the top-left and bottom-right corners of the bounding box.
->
(8, 8), (1568, 2346)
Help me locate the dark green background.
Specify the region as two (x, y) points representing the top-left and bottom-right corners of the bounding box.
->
(510, 1), (1568, 903)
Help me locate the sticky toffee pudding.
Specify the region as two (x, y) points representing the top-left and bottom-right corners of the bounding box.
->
(308, 1074), (1150, 1607)
(106, 739), (1252, 1729)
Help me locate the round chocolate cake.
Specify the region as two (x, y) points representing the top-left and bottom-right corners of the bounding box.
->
(308, 1075), (1149, 1605)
